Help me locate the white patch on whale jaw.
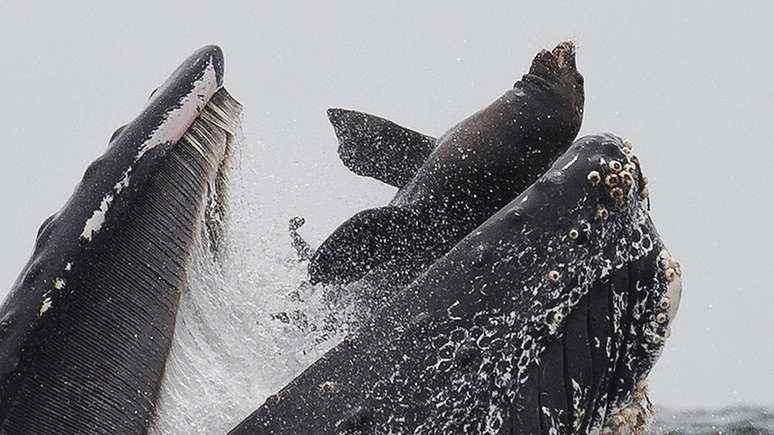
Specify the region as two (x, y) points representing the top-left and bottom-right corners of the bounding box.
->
(659, 250), (682, 322)
(80, 193), (113, 241)
(136, 59), (219, 160)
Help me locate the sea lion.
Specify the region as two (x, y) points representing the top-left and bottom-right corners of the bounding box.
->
(308, 42), (585, 314)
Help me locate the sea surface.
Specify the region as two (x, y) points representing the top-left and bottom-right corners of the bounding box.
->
(652, 407), (774, 435)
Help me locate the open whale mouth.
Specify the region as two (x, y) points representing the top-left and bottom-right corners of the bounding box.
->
(101, 45), (242, 254)
(0, 46), (242, 433)
(506, 135), (683, 434)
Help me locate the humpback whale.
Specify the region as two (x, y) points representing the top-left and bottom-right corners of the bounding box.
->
(307, 42), (585, 306)
(230, 134), (681, 434)
(0, 46), (241, 433)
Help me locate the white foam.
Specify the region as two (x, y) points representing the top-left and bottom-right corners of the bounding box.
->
(151, 135), (349, 434)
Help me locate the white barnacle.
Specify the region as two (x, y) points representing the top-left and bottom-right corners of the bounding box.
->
(610, 187), (626, 208)
(568, 228), (579, 240)
(318, 381), (338, 397)
(547, 270), (560, 282)
(608, 160), (622, 172)
(619, 171), (634, 186)
(65, 262), (72, 271)
(656, 312), (668, 325)
(658, 296), (671, 310)
(665, 258), (682, 280)
(136, 58), (219, 160)
(587, 171), (601, 186)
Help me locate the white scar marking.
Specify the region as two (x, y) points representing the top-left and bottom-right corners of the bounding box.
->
(561, 154), (579, 170)
(80, 159), (132, 243)
(80, 193), (113, 241)
(53, 278), (65, 290)
(114, 167), (132, 194)
(39, 296), (52, 315)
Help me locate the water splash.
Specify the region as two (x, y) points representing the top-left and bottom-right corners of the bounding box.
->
(652, 406), (774, 434)
(150, 132), (347, 434)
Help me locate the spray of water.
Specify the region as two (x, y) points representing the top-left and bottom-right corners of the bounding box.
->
(150, 129), (349, 434)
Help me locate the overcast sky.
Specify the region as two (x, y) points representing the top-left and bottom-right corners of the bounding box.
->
(0, 2), (771, 410)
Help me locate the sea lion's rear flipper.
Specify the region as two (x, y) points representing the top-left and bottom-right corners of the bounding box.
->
(327, 108), (436, 188)
(308, 206), (422, 285)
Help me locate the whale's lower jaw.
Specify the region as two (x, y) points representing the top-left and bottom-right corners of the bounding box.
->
(0, 86), (242, 433)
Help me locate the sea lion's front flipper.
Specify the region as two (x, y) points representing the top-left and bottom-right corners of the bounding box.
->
(308, 206), (422, 285)
(327, 108), (436, 188)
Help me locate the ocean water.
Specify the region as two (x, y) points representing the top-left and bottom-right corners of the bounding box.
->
(652, 407), (774, 435)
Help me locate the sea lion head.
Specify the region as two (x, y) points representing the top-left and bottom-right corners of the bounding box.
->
(522, 41), (585, 127)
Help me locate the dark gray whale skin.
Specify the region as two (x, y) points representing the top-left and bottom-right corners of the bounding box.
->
(0, 46), (236, 434)
(308, 42), (585, 301)
(230, 134), (679, 434)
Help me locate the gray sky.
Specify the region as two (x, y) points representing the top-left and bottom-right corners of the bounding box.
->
(0, 2), (771, 410)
